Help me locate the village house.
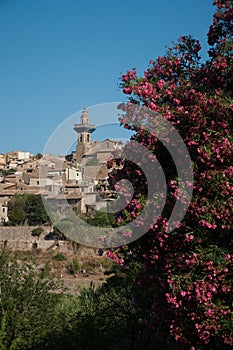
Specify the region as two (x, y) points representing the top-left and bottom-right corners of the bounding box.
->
(0, 108), (124, 221)
(40, 108), (123, 216)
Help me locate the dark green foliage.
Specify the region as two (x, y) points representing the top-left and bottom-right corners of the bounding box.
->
(8, 207), (26, 225)
(0, 168), (16, 176)
(0, 248), (63, 350)
(82, 211), (115, 228)
(8, 193), (50, 226)
(52, 253), (67, 261)
(0, 248), (177, 350)
(39, 262), (174, 350)
(31, 227), (43, 236)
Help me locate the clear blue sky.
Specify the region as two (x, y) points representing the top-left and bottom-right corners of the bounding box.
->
(0, 0), (215, 154)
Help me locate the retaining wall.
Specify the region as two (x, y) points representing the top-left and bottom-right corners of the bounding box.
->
(0, 226), (74, 253)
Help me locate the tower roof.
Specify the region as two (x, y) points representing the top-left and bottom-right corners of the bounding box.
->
(81, 107), (89, 125)
(74, 107), (96, 134)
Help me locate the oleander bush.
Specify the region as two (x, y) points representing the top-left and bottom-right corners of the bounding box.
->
(106, 1), (233, 348)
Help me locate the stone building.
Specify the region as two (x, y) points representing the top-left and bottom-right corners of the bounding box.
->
(70, 108), (124, 213)
(0, 154), (6, 169)
(73, 107), (98, 164)
(0, 199), (8, 223)
(73, 108), (122, 167)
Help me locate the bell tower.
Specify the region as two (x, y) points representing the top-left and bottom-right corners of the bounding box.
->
(74, 107), (96, 164)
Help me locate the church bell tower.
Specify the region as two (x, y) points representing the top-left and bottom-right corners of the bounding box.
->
(73, 107), (96, 164)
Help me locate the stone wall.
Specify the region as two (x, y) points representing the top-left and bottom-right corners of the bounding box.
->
(0, 226), (74, 253)
(0, 226), (50, 240)
(63, 277), (104, 296)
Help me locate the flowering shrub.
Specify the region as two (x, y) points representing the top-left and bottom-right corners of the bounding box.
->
(108, 1), (233, 349)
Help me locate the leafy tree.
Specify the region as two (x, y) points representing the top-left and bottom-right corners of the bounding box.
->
(25, 194), (50, 225)
(8, 193), (50, 226)
(83, 210), (115, 228)
(8, 207), (26, 225)
(0, 248), (63, 350)
(107, 1), (233, 349)
(40, 262), (173, 350)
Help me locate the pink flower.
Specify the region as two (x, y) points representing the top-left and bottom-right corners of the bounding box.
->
(149, 102), (158, 110)
(157, 79), (165, 89)
(123, 87), (132, 94)
(185, 234), (194, 242)
(173, 98), (181, 105)
(119, 258), (124, 265)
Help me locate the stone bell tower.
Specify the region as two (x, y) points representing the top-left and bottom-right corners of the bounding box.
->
(73, 107), (96, 164)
